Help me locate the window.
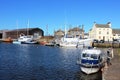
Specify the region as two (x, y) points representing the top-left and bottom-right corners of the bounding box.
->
(107, 32), (109, 34)
(91, 54), (98, 59)
(99, 31), (101, 34)
(82, 53), (89, 57)
(99, 36), (101, 39)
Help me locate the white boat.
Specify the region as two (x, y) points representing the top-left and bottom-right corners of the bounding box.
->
(59, 37), (79, 47)
(19, 35), (38, 44)
(21, 40), (38, 44)
(59, 37), (93, 48)
(13, 21), (38, 44)
(59, 26), (93, 47)
(77, 38), (93, 48)
(12, 40), (21, 44)
(77, 47), (104, 74)
(13, 35), (32, 44)
(13, 35), (36, 44)
(18, 35), (33, 42)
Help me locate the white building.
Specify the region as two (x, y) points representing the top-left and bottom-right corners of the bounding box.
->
(112, 29), (120, 39)
(89, 22), (113, 41)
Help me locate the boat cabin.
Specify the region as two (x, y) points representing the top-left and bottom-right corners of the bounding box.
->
(81, 49), (102, 64)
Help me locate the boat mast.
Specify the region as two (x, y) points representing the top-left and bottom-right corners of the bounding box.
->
(64, 24), (67, 38)
(16, 21), (18, 38)
(64, 10), (67, 38)
(27, 20), (29, 35)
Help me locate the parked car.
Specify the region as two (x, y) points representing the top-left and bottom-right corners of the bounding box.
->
(93, 39), (98, 43)
(99, 40), (104, 43)
(113, 39), (120, 43)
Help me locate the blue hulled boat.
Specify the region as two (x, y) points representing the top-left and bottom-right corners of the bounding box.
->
(77, 47), (104, 74)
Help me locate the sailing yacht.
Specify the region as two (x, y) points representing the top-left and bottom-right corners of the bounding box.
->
(20, 20), (37, 44)
(59, 33), (93, 48)
(13, 21), (37, 44)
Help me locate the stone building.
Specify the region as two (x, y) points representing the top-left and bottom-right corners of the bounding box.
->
(54, 26), (84, 39)
(67, 26), (84, 38)
(54, 29), (64, 39)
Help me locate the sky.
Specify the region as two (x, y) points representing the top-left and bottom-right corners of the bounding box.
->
(0, 0), (120, 35)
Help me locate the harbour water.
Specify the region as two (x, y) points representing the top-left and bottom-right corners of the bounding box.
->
(0, 43), (102, 80)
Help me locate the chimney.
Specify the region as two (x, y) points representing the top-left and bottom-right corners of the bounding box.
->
(82, 25), (84, 30)
(93, 21), (96, 27)
(94, 21), (96, 24)
(107, 22), (111, 27)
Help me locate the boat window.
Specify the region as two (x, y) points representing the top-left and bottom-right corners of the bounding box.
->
(91, 54), (98, 59)
(82, 53), (89, 57)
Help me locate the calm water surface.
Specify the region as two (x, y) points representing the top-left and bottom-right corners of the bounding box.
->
(0, 43), (102, 80)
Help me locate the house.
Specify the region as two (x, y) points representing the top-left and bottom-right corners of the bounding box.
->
(112, 29), (120, 39)
(54, 29), (64, 39)
(84, 33), (89, 39)
(89, 22), (113, 41)
(54, 26), (84, 39)
(67, 26), (84, 38)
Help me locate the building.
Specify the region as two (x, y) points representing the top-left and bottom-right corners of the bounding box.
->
(67, 26), (84, 38)
(89, 22), (113, 41)
(4, 28), (44, 39)
(0, 30), (9, 39)
(84, 33), (89, 39)
(112, 29), (120, 39)
(54, 29), (64, 39)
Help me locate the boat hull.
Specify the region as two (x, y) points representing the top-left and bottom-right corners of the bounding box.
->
(21, 41), (38, 44)
(81, 66), (100, 74)
(13, 41), (21, 44)
(60, 43), (77, 47)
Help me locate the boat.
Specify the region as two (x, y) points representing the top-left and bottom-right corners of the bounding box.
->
(39, 41), (47, 45)
(13, 34), (37, 44)
(18, 35), (38, 44)
(13, 35), (32, 44)
(77, 38), (93, 48)
(12, 40), (21, 44)
(59, 37), (79, 47)
(59, 37), (93, 48)
(3, 37), (13, 43)
(77, 47), (104, 74)
(12, 21), (38, 44)
(21, 40), (38, 44)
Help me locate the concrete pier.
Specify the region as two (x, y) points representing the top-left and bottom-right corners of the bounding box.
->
(102, 49), (120, 80)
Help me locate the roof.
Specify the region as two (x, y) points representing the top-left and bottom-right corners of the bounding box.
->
(112, 29), (120, 34)
(68, 27), (84, 32)
(82, 49), (101, 55)
(54, 29), (64, 35)
(89, 29), (92, 31)
(95, 24), (110, 28)
(84, 33), (89, 35)
(6, 28), (43, 32)
(55, 29), (64, 33)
